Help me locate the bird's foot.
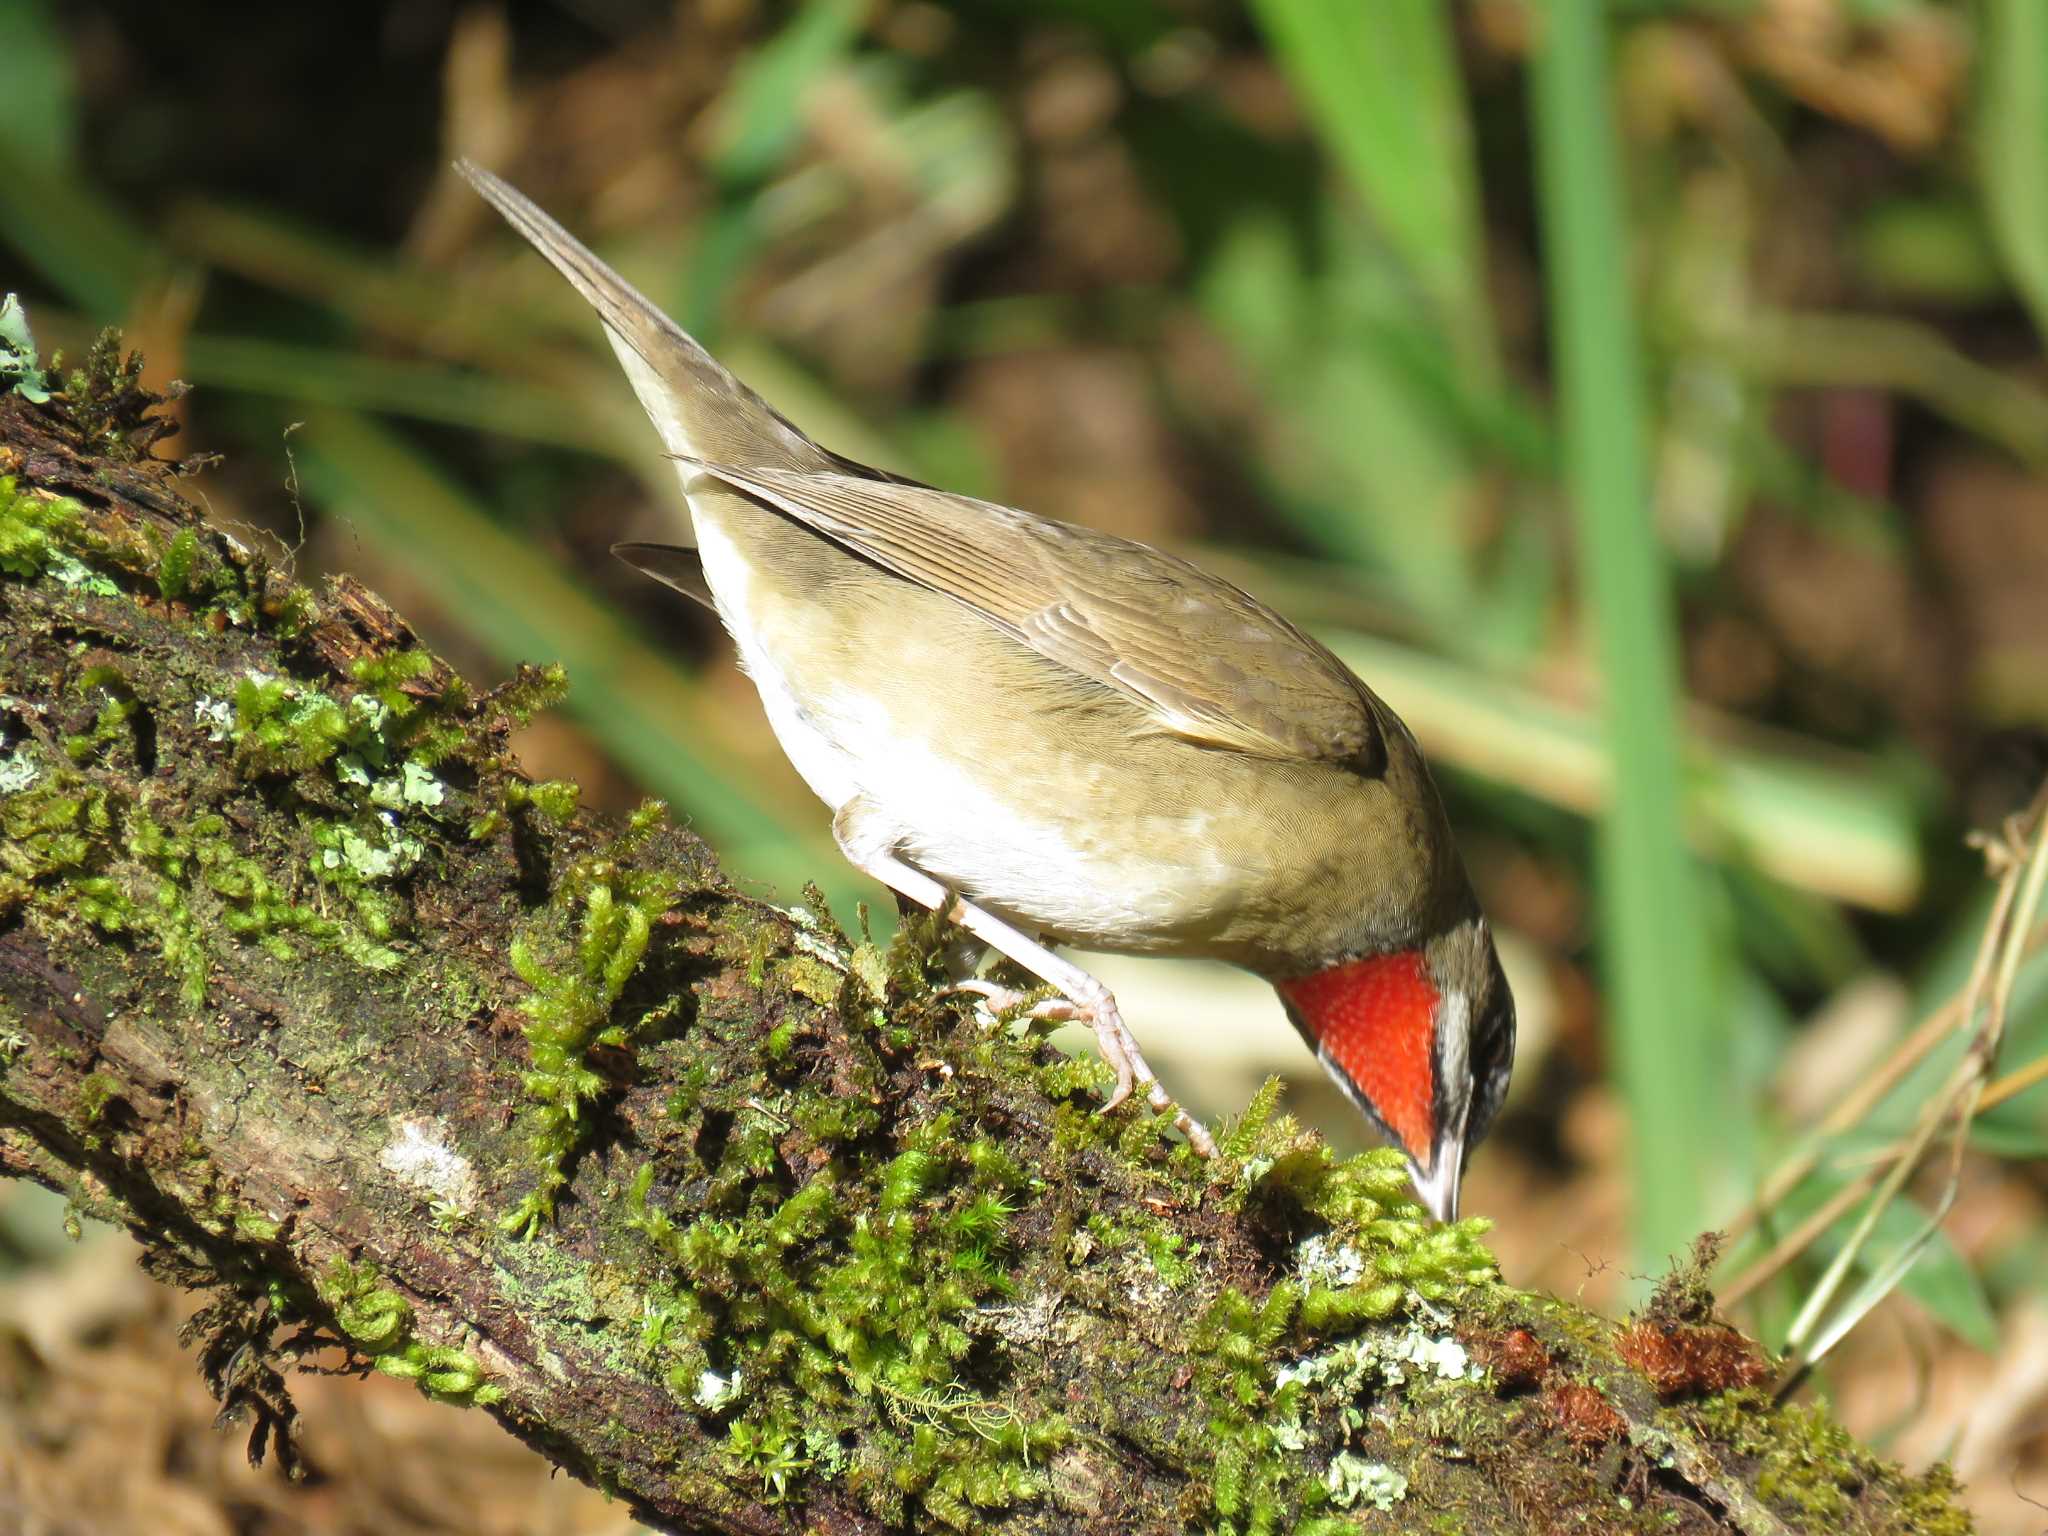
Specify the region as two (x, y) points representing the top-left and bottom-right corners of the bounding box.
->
(940, 977), (1061, 1022)
(940, 979), (1216, 1157)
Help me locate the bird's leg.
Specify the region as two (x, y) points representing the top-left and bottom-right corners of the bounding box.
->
(841, 842), (1216, 1157)
(892, 890), (986, 980)
(943, 981), (1137, 1104)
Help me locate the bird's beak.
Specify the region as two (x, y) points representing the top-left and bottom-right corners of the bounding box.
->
(1407, 1137), (1465, 1224)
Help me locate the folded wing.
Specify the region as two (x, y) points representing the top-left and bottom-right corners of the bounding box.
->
(687, 461), (1385, 770)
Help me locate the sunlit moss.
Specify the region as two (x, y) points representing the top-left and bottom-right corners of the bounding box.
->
(0, 475), (82, 581)
(499, 804), (679, 1239)
(320, 1257), (504, 1407)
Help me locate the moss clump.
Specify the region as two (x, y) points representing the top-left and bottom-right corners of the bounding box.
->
(0, 770), (116, 917)
(3, 769), (411, 1009)
(230, 650), (469, 781)
(455, 664), (577, 841)
(320, 1258), (504, 1407)
(1883, 1463), (1975, 1536)
(155, 525), (202, 602)
(622, 1105), (1064, 1528)
(591, 911), (1077, 1527)
(1, 449), (580, 1018)
(1185, 1081), (1499, 1534)
(59, 328), (158, 447)
(0, 475), (82, 581)
(469, 774), (580, 843)
(223, 652), (484, 957)
(500, 802), (678, 1239)
(230, 671), (360, 777)
(75, 1071), (119, 1125)
(131, 806), (401, 986)
(63, 664), (145, 766)
(1084, 1206), (1198, 1288)
(1687, 1389), (1969, 1531)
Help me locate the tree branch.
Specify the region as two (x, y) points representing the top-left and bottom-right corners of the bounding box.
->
(0, 354), (1972, 1535)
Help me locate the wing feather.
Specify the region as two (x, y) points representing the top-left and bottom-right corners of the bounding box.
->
(682, 460), (1384, 768)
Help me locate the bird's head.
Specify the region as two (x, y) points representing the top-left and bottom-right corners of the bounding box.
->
(1274, 916), (1515, 1222)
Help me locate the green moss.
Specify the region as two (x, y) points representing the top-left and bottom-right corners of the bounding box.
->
(213, 648), (498, 964)
(230, 652), (468, 784)
(1084, 1207), (1198, 1288)
(129, 806), (401, 997)
(234, 1210), (282, 1243)
(1168, 1083), (1501, 1534)
(60, 329), (151, 446)
(350, 649), (473, 766)
(75, 1071), (118, 1123)
(63, 665), (144, 767)
(460, 669), (582, 840)
(319, 1257), (504, 1407)
(483, 661), (570, 728)
(620, 1083), (1065, 1529)
(1686, 1389), (1959, 1529)
(0, 475), (82, 581)
(500, 814), (679, 1238)
(231, 672), (354, 776)
(156, 526), (201, 602)
(0, 770), (115, 915)
(1883, 1463), (1974, 1536)
(1, 717), (427, 1003)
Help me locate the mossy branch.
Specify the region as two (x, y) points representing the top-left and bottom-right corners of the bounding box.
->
(0, 353), (1975, 1535)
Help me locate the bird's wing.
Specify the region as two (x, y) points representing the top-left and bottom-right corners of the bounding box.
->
(613, 542), (715, 610)
(685, 461), (1385, 768)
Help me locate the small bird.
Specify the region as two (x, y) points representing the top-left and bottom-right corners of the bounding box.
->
(458, 161), (1514, 1220)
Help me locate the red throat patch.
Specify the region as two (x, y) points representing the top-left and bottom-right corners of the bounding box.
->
(1279, 951), (1439, 1162)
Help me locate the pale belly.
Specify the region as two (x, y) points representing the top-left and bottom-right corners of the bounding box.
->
(691, 509), (1260, 951)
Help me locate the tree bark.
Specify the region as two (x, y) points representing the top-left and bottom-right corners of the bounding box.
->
(0, 355), (1974, 1536)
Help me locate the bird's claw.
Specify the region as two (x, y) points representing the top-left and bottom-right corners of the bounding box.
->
(939, 978), (1215, 1157)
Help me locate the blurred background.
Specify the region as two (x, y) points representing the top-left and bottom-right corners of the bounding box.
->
(2, 0), (2046, 1530)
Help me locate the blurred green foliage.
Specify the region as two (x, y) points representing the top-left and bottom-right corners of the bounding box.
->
(2, 0), (2044, 1356)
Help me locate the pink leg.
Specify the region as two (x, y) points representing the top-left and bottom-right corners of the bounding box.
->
(848, 848), (1216, 1157)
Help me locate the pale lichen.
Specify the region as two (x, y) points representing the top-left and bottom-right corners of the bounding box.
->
(378, 1119), (481, 1213)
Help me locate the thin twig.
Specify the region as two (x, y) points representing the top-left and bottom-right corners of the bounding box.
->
(1764, 786), (2048, 1384)
(1722, 1045), (2048, 1307)
(1721, 918), (2047, 1249)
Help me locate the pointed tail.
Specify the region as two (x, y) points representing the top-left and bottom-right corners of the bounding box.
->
(454, 159), (826, 475)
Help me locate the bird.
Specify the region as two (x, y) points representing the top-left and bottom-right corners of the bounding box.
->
(456, 160), (1515, 1221)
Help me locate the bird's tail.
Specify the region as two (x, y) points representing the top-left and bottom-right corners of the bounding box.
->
(455, 159), (828, 479)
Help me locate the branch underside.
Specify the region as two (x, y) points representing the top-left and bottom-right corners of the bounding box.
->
(0, 370), (1973, 1536)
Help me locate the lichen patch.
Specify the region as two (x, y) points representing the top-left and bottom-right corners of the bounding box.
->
(379, 1118), (480, 1211)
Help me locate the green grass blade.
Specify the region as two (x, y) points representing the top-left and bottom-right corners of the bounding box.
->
(163, 198), (561, 369)
(1532, 0), (1729, 1269)
(1199, 212), (1481, 630)
(182, 335), (617, 454)
(707, 0), (866, 185)
(1313, 628), (1923, 914)
(0, 0), (77, 172)
(1980, 0), (2048, 341)
(0, 136), (155, 317)
(1247, 0), (1496, 377)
